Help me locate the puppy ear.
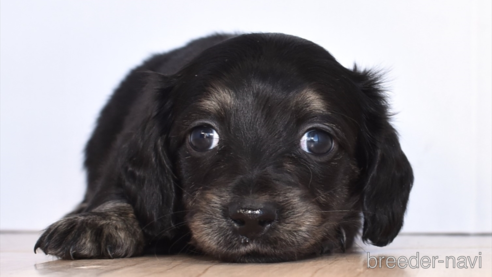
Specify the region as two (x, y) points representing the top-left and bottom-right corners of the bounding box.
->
(354, 68), (414, 247)
(117, 73), (179, 239)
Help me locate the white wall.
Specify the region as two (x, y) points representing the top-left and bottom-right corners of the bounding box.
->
(1, 0), (490, 233)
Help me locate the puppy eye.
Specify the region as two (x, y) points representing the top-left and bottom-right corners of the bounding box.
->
(300, 129), (333, 155)
(189, 126), (220, 152)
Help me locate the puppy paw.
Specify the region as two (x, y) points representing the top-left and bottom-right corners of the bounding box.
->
(34, 201), (144, 259)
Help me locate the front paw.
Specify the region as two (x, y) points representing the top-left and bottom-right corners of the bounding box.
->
(34, 202), (144, 259)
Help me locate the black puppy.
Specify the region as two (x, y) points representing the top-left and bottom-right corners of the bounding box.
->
(35, 33), (413, 263)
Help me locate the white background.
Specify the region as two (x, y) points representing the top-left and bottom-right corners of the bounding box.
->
(1, 0), (491, 233)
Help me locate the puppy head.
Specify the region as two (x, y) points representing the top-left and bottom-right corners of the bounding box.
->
(136, 34), (413, 262)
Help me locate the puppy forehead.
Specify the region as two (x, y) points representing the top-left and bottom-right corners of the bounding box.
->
(195, 83), (328, 118)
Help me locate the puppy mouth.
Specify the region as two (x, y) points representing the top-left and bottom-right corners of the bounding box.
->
(219, 240), (310, 263)
(191, 229), (322, 263)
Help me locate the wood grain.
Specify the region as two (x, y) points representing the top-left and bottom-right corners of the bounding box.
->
(1, 232), (490, 276)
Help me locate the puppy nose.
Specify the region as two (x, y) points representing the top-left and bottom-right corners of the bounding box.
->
(228, 204), (277, 239)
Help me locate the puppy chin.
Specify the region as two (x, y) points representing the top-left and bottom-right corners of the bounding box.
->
(217, 249), (317, 263)
(189, 233), (319, 263)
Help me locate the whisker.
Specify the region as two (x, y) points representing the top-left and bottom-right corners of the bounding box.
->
(168, 231), (192, 252)
(140, 210), (189, 231)
(318, 209), (355, 213)
(149, 221), (189, 241)
(300, 161), (313, 189)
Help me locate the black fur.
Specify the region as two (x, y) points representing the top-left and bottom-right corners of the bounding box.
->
(35, 33), (413, 262)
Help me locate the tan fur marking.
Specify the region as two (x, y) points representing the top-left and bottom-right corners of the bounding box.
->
(295, 89), (328, 114)
(198, 85), (234, 115)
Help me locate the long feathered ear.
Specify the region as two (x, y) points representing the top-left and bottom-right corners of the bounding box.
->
(116, 73), (179, 239)
(353, 68), (414, 247)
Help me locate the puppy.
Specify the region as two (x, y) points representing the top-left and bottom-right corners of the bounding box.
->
(35, 33), (413, 263)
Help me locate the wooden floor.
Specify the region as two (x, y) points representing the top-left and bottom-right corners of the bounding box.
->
(1, 232), (490, 276)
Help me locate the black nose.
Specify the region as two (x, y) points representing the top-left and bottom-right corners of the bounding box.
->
(228, 203), (277, 239)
